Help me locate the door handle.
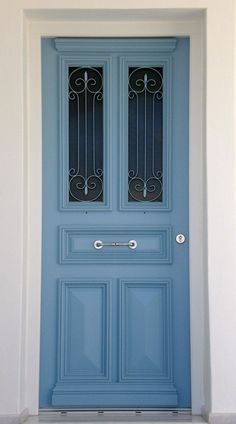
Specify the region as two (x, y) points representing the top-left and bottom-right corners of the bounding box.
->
(94, 240), (138, 250)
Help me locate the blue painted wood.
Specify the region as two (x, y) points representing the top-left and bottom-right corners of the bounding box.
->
(57, 280), (111, 381)
(119, 280), (173, 382)
(40, 37), (190, 409)
(55, 38), (177, 53)
(59, 225), (172, 264)
(52, 384), (178, 407)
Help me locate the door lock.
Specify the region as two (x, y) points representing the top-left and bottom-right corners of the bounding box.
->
(176, 234), (186, 244)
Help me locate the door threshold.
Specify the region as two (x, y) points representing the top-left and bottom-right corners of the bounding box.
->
(26, 410), (207, 424)
(39, 409), (192, 418)
(39, 409), (192, 413)
(36, 410), (205, 423)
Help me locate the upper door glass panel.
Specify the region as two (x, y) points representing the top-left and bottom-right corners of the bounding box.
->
(128, 67), (163, 202)
(68, 67), (104, 202)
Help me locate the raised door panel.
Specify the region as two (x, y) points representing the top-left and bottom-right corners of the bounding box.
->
(57, 280), (111, 382)
(119, 279), (173, 382)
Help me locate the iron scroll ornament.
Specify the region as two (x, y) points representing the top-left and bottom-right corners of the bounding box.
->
(68, 67), (104, 202)
(128, 67), (163, 202)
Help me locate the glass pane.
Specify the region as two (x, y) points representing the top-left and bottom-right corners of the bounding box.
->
(128, 67), (163, 202)
(68, 67), (103, 202)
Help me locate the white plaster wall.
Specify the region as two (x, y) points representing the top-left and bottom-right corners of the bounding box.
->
(205, 1), (236, 415)
(0, 0), (235, 419)
(0, 4), (24, 416)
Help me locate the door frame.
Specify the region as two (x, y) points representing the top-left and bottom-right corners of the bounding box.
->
(23, 11), (205, 415)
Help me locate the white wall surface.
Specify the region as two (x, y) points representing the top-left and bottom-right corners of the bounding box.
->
(0, 0), (235, 419)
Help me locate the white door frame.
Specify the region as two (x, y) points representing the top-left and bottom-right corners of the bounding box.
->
(23, 11), (205, 415)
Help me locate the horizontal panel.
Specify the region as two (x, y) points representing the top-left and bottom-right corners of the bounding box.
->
(52, 382), (178, 407)
(59, 226), (172, 264)
(57, 279), (111, 382)
(55, 38), (177, 53)
(119, 279), (173, 382)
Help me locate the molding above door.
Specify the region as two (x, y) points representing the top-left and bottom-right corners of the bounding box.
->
(54, 37), (177, 52)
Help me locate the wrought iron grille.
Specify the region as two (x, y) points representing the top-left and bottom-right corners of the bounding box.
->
(68, 67), (103, 202)
(128, 67), (163, 202)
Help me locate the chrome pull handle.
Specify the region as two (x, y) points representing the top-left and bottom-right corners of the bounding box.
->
(94, 240), (137, 250)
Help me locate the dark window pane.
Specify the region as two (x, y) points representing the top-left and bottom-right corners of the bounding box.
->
(128, 67), (163, 202)
(68, 67), (103, 202)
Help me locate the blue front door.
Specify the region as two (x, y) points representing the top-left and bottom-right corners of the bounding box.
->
(40, 37), (190, 409)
